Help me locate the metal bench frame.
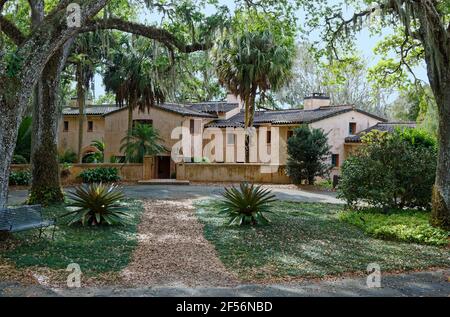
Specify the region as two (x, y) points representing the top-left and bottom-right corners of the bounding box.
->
(0, 205), (56, 240)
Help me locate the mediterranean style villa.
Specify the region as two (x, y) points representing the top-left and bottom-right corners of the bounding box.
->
(58, 93), (400, 181)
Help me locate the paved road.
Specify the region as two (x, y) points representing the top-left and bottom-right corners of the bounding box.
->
(1, 270), (449, 297)
(7, 184), (343, 205)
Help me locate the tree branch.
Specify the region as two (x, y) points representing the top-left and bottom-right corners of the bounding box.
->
(0, 16), (26, 45)
(0, 0), (8, 13)
(79, 18), (212, 53)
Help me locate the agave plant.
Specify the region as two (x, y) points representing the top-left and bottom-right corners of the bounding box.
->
(219, 182), (277, 226)
(63, 183), (128, 226)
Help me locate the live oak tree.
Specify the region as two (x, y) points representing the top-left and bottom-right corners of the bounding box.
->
(306, 0), (450, 229)
(0, 0), (227, 208)
(0, 0), (289, 208)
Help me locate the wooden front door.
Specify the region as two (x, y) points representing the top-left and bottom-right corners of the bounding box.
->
(157, 156), (171, 179)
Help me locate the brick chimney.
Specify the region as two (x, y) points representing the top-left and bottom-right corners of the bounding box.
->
(304, 93), (331, 110)
(68, 96), (94, 107)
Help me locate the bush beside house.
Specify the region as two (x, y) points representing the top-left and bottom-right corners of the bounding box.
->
(78, 167), (121, 183)
(9, 170), (32, 186)
(286, 126), (332, 185)
(338, 128), (437, 209)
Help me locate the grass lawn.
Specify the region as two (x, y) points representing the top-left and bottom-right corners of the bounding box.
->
(196, 200), (450, 281)
(339, 209), (449, 246)
(0, 199), (143, 277)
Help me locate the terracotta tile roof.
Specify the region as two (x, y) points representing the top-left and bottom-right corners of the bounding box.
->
(345, 122), (418, 143)
(188, 102), (239, 114)
(62, 103), (216, 118)
(154, 103), (217, 118)
(206, 105), (386, 128)
(62, 105), (119, 115)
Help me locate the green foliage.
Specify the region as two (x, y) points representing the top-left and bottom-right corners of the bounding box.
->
(82, 140), (105, 163)
(78, 167), (121, 183)
(197, 200), (450, 280)
(339, 209), (449, 246)
(192, 157), (210, 163)
(59, 149), (77, 163)
(14, 116), (32, 162)
(60, 163), (72, 178)
(286, 126), (332, 185)
(64, 183), (128, 226)
(5, 51), (24, 78)
(397, 127), (437, 149)
(1, 200), (143, 275)
(12, 155), (28, 164)
(218, 182), (277, 226)
(120, 123), (167, 163)
(212, 26), (295, 126)
(338, 128), (437, 209)
(368, 28), (423, 90)
(95, 92), (116, 104)
(103, 36), (168, 114)
(9, 170), (31, 186)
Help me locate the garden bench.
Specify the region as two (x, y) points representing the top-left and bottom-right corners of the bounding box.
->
(0, 205), (56, 239)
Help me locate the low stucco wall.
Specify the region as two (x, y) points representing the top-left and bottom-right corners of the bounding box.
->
(11, 163), (143, 183)
(176, 163), (291, 184)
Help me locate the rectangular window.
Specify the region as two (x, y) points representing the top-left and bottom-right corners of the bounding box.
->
(349, 122), (357, 135)
(133, 119), (153, 127)
(189, 119), (195, 134)
(63, 121), (69, 132)
(267, 131), (272, 144)
(331, 154), (339, 167)
(87, 121), (93, 132)
(227, 133), (235, 145)
(287, 130), (294, 139)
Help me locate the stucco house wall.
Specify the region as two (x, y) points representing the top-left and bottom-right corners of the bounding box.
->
(309, 110), (382, 169)
(58, 115), (105, 155)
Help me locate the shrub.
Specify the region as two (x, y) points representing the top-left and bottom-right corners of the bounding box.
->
(339, 209), (449, 246)
(120, 123), (167, 163)
(60, 163), (72, 178)
(12, 154), (28, 164)
(286, 126), (332, 185)
(63, 183), (128, 226)
(59, 149), (77, 163)
(338, 129), (437, 209)
(219, 182), (277, 226)
(78, 167), (121, 183)
(9, 170), (31, 186)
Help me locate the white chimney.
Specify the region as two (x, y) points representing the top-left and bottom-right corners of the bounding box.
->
(304, 93), (331, 110)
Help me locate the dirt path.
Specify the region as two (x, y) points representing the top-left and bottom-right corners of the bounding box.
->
(121, 200), (239, 287)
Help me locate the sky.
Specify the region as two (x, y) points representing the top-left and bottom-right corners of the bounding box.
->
(92, 0), (427, 100)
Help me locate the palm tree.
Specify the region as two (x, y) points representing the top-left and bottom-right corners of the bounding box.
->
(70, 31), (107, 163)
(103, 37), (167, 136)
(212, 29), (295, 160)
(120, 123), (168, 163)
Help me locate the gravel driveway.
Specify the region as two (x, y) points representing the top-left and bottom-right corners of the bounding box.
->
(121, 200), (239, 287)
(7, 184), (342, 205)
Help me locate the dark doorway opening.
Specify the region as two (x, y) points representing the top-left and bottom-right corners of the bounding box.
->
(157, 156), (171, 179)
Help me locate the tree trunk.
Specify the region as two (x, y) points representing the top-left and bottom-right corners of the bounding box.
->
(0, 0), (108, 208)
(128, 104), (134, 135)
(430, 86), (450, 229)
(244, 89), (257, 163)
(29, 41), (73, 205)
(0, 83), (23, 208)
(76, 63), (86, 163)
